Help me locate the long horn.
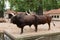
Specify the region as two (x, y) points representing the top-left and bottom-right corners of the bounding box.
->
(11, 12), (15, 16)
(29, 9), (31, 14)
(25, 11), (30, 15)
(29, 10), (32, 15)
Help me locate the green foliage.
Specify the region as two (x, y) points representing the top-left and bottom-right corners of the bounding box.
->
(9, 0), (42, 12)
(0, 0), (4, 17)
(43, 0), (59, 11)
(8, 0), (60, 11)
(0, 0), (4, 11)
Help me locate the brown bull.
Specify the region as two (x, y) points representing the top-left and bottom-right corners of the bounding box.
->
(34, 15), (55, 32)
(28, 11), (55, 32)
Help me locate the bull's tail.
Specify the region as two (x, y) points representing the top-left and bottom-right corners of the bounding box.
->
(51, 21), (55, 26)
(51, 16), (55, 26)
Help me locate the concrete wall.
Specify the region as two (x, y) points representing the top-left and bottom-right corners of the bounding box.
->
(4, 32), (60, 40)
(49, 14), (60, 20)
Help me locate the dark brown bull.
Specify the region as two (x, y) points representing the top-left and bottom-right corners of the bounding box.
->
(11, 14), (36, 34)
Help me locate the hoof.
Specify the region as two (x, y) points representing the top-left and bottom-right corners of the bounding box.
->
(35, 30), (37, 32)
(48, 29), (50, 30)
(20, 32), (23, 34)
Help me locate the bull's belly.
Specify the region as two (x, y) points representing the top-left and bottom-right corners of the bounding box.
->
(19, 22), (34, 27)
(38, 21), (47, 24)
(25, 22), (34, 25)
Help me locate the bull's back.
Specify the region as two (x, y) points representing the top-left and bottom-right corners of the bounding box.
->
(23, 15), (35, 23)
(38, 15), (47, 24)
(18, 15), (36, 25)
(35, 15), (52, 24)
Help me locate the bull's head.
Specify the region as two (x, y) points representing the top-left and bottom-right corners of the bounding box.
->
(10, 16), (16, 24)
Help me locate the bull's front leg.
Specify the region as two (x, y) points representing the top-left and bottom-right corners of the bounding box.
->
(21, 27), (24, 34)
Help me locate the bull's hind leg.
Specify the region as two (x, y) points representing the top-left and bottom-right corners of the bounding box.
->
(34, 24), (38, 32)
(48, 23), (50, 30)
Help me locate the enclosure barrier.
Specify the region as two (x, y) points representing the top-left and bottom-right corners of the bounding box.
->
(4, 30), (60, 40)
(0, 31), (4, 40)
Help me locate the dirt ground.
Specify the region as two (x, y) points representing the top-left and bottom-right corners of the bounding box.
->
(0, 21), (60, 34)
(0, 21), (60, 40)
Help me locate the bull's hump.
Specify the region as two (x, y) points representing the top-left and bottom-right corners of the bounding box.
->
(25, 15), (34, 18)
(23, 15), (35, 21)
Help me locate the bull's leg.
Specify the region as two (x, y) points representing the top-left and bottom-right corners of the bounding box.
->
(21, 27), (24, 34)
(48, 23), (50, 30)
(29, 25), (31, 27)
(34, 24), (38, 32)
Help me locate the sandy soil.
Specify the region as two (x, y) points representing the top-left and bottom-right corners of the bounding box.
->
(2, 21), (60, 40)
(0, 21), (60, 34)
